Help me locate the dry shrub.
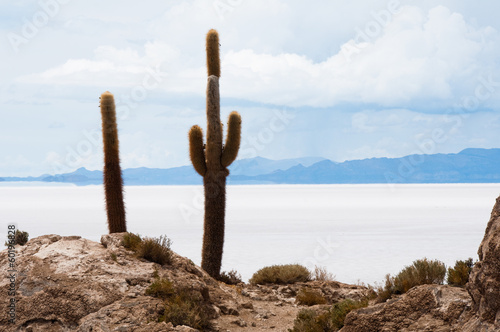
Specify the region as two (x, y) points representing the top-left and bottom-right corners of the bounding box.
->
(312, 266), (335, 281)
(218, 269), (243, 285)
(374, 258), (446, 302)
(296, 288), (327, 306)
(145, 277), (213, 330)
(250, 264), (311, 285)
(288, 298), (368, 332)
(122, 232), (142, 251)
(122, 233), (173, 265)
(447, 258), (474, 287)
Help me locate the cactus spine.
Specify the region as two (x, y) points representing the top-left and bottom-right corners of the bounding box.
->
(100, 91), (127, 233)
(189, 29), (242, 278)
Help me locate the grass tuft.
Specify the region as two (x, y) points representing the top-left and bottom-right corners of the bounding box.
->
(122, 233), (173, 265)
(5, 229), (29, 246)
(312, 266), (335, 282)
(218, 269), (243, 285)
(122, 232), (142, 251)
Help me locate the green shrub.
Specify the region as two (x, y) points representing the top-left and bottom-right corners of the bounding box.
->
(374, 258), (446, 302)
(250, 264), (311, 285)
(447, 258), (474, 286)
(218, 269), (243, 285)
(5, 229), (29, 247)
(312, 266), (335, 282)
(145, 277), (212, 330)
(122, 233), (173, 265)
(288, 298), (368, 332)
(122, 232), (142, 251)
(296, 288), (327, 306)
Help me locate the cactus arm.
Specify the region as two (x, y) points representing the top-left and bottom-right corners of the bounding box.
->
(206, 29), (220, 77)
(205, 76), (223, 169)
(221, 111), (241, 167)
(189, 125), (207, 176)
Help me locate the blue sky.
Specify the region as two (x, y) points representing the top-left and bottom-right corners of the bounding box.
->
(1, 0), (500, 176)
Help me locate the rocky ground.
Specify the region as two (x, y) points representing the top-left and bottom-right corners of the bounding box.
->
(1, 196), (500, 332)
(0, 233), (368, 331)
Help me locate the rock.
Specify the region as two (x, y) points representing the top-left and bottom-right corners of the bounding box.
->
(0, 233), (405, 331)
(231, 318), (248, 327)
(467, 196), (500, 326)
(340, 285), (473, 332)
(0, 234), (227, 331)
(100, 232), (127, 249)
(219, 304), (239, 316)
(240, 301), (254, 309)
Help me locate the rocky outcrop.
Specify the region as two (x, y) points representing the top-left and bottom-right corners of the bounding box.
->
(340, 284), (474, 332)
(467, 196), (500, 326)
(0, 234), (212, 331)
(0, 233), (367, 331)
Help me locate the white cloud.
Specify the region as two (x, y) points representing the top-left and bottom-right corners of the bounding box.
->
(3, 1), (500, 176)
(17, 5), (500, 110)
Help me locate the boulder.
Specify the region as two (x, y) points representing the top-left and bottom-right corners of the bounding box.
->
(467, 196), (500, 326)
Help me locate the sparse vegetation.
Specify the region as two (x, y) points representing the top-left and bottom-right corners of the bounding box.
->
(122, 232), (142, 251)
(312, 266), (335, 281)
(138, 235), (172, 265)
(110, 252), (117, 262)
(145, 277), (175, 299)
(5, 229), (29, 246)
(447, 258), (474, 286)
(374, 274), (397, 303)
(122, 233), (173, 265)
(288, 298), (369, 332)
(296, 288), (327, 306)
(145, 277), (213, 330)
(250, 264), (311, 285)
(218, 269), (243, 285)
(374, 258), (446, 302)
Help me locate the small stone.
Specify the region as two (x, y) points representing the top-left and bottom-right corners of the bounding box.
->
(231, 319), (248, 327)
(240, 301), (253, 309)
(219, 304), (239, 316)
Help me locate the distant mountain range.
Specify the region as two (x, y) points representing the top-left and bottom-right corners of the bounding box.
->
(2, 148), (500, 185)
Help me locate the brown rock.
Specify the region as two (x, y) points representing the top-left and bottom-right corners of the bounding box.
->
(340, 285), (472, 332)
(467, 196), (500, 326)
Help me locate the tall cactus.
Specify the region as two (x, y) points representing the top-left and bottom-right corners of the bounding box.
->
(100, 91), (127, 233)
(189, 29), (242, 278)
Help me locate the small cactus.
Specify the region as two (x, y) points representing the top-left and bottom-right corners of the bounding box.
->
(189, 29), (242, 278)
(100, 91), (127, 233)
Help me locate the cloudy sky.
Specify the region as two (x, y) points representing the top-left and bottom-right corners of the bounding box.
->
(1, 0), (500, 176)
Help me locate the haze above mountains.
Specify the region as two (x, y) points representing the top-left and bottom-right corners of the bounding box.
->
(2, 148), (500, 185)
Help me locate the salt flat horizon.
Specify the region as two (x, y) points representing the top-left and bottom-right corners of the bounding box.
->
(0, 183), (498, 285)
